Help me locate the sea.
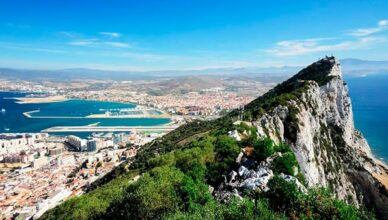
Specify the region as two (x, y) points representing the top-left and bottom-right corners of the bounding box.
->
(0, 92), (170, 138)
(346, 74), (388, 162)
(1, 75), (387, 161)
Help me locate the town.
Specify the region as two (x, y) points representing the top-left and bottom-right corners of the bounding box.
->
(0, 75), (274, 118)
(0, 131), (162, 219)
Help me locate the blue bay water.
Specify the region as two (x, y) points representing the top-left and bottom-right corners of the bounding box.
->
(31, 99), (137, 117)
(0, 91), (170, 137)
(346, 74), (388, 162)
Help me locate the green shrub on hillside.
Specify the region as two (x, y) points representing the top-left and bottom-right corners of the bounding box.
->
(164, 197), (287, 220)
(266, 175), (302, 213)
(206, 135), (240, 185)
(253, 138), (275, 161)
(106, 166), (185, 219)
(274, 143), (292, 153)
(265, 176), (375, 219)
(272, 152), (299, 176)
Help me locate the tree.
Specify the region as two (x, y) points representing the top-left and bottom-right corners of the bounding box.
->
(206, 135), (240, 184)
(109, 166), (185, 219)
(272, 152), (298, 175)
(253, 138), (274, 161)
(265, 176), (301, 213)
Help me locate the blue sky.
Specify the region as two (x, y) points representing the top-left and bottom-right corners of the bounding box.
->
(0, 0), (387, 70)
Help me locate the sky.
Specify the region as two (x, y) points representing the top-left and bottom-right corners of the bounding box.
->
(0, 0), (388, 71)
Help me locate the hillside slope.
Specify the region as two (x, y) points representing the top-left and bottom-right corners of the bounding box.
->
(233, 56), (388, 217)
(41, 57), (388, 220)
(145, 75), (224, 95)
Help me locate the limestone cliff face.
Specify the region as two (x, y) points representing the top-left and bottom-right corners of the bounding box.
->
(251, 57), (388, 218)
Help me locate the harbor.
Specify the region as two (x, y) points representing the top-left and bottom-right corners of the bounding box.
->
(22, 107), (171, 119)
(0, 92), (172, 135)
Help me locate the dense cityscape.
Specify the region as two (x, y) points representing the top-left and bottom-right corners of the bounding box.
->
(0, 130), (163, 219)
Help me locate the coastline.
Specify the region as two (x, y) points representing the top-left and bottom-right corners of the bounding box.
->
(18, 97), (171, 119)
(4, 92), (164, 118)
(22, 107), (171, 119)
(22, 113), (171, 119)
(1, 91), (176, 136)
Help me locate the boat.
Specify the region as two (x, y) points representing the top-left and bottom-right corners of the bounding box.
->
(4, 128), (10, 131)
(1, 108), (5, 112)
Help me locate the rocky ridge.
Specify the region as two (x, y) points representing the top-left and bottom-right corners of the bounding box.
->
(217, 56), (388, 218)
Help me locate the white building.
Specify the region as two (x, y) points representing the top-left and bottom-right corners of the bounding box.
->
(66, 135), (87, 151)
(0, 133), (48, 155)
(32, 157), (49, 169)
(57, 154), (76, 166)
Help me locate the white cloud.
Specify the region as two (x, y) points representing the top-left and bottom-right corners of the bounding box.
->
(96, 51), (165, 61)
(0, 40), (166, 63)
(100, 32), (122, 38)
(0, 42), (67, 54)
(0, 40), (169, 65)
(5, 23), (31, 29)
(265, 20), (388, 57)
(68, 38), (132, 48)
(266, 37), (385, 56)
(378, 20), (388, 27)
(348, 19), (388, 36)
(56, 31), (80, 38)
(68, 38), (100, 46)
(104, 42), (132, 48)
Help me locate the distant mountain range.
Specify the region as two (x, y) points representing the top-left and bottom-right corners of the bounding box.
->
(340, 59), (388, 76)
(1, 58), (387, 81)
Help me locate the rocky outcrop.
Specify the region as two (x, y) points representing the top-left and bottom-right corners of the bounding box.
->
(214, 150), (306, 203)
(218, 57), (388, 219)
(252, 57), (388, 218)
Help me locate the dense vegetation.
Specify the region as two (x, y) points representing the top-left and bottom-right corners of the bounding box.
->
(41, 57), (374, 219)
(41, 123), (373, 220)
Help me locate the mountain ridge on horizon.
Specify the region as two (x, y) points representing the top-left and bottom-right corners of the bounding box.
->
(1, 58), (388, 81)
